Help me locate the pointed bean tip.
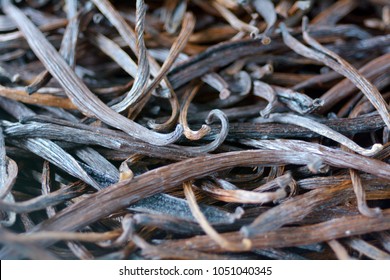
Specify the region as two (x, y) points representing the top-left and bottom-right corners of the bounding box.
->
(362, 143), (383, 156)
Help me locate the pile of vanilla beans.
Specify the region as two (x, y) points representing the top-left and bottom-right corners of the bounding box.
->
(0, 0), (390, 260)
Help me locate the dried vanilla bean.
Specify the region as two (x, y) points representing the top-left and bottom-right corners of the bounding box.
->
(0, 192), (16, 227)
(2, 121), (123, 150)
(110, 0), (150, 113)
(0, 127), (6, 194)
(327, 240), (353, 260)
(199, 179), (286, 204)
(90, 0), (161, 76)
(253, 248), (306, 260)
(168, 38), (278, 89)
(0, 182), (86, 213)
(240, 139), (390, 179)
(128, 193), (239, 224)
(201, 73), (231, 100)
(0, 97), (116, 189)
(180, 109), (229, 154)
(319, 53), (390, 114)
(74, 148), (119, 183)
(308, 23), (372, 41)
(0, 18), (68, 50)
(167, 60), (231, 96)
(0, 228), (59, 260)
(346, 238), (390, 260)
(347, 90), (390, 120)
(26, 2), (83, 94)
(253, 113), (382, 156)
(206, 71), (252, 109)
(3, 1), (183, 146)
(212, 0), (259, 38)
(134, 233), (235, 260)
(15, 148), (390, 244)
(146, 92), (180, 131)
(350, 167), (382, 218)
(0, 15), (16, 32)
(252, 0), (277, 43)
(128, 12), (195, 119)
(180, 84), (211, 140)
(281, 18), (390, 130)
(253, 82), (322, 116)
(159, 208), (390, 253)
(133, 213), (205, 235)
(206, 112), (385, 141)
(272, 86), (323, 115)
(252, 172), (293, 193)
(223, 166), (265, 183)
(163, 0), (187, 34)
(345, 91), (384, 218)
(253, 80), (278, 118)
(330, 34), (390, 60)
(5, 117), (201, 160)
(188, 104), (264, 124)
(8, 138), (101, 190)
(42, 162), (95, 260)
(1, 0), (390, 260)
(183, 181), (251, 251)
(87, 32), (138, 78)
(247, 62), (273, 79)
(240, 182), (353, 238)
(41, 161), (56, 218)
(296, 173), (387, 190)
(0, 130), (17, 226)
(0, 155), (16, 229)
(374, 231), (390, 253)
(0, 85), (77, 110)
(311, 0), (357, 26)
(0, 229), (120, 244)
